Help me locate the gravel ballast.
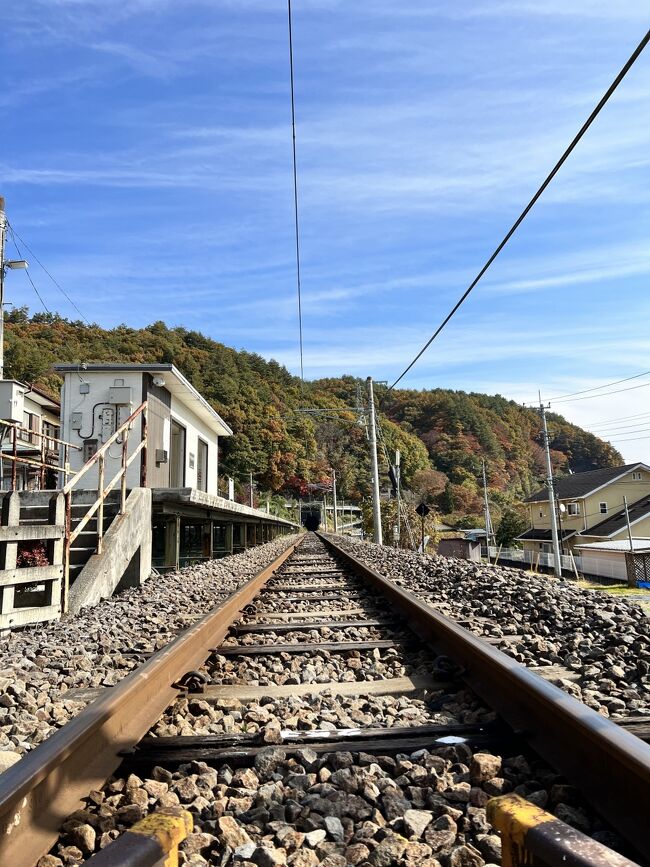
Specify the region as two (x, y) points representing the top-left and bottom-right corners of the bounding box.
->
(326, 536), (650, 719)
(38, 534), (639, 865)
(0, 535), (301, 759)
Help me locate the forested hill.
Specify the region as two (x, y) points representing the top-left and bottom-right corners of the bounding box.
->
(5, 310), (622, 520)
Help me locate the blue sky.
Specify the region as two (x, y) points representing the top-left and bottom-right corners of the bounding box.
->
(2, 1), (650, 460)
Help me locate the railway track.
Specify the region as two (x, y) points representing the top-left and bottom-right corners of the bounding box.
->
(0, 533), (648, 866)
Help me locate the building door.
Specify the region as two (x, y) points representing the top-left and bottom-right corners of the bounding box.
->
(144, 378), (172, 487)
(197, 439), (208, 492)
(170, 421), (186, 488)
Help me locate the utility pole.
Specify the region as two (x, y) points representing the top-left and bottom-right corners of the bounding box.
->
(539, 398), (562, 578)
(481, 459), (494, 549)
(624, 496), (634, 551)
(249, 471), (254, 508)
(0, 196), (28, 381)
(331, 468), (338, 534)
(395, 450), (401, 547)
(366, 376), (383, 545)
(0, 197), (7, 381)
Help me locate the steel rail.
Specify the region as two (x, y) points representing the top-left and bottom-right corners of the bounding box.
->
(0, 542), (297, 867)
(318, 533), (650, 861)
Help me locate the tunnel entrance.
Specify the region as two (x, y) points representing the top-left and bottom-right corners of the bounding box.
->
(302, 506), (321, 531)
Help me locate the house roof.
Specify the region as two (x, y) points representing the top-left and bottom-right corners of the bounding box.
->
(525, 463), (648, 503)
(517, 528), (577, 542)
(574, 539), (650, 553)
(54, 363), (233, 437)
(582, 494), (650, 539)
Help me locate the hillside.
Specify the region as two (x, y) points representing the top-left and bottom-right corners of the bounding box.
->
(5, 309), (622, 523)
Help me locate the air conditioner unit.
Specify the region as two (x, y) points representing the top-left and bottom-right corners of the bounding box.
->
(155, 449), (168, 465)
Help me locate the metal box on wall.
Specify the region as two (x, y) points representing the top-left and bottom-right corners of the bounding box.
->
(0, 380), (25, 423)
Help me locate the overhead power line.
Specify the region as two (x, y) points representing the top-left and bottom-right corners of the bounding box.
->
(386, 28), (650, 393)
(287, 0), (305, 384)
(527, 369), (650, 405)
(550, 379), (650, 404)
(590, 417), (650, 434)
(8, 230), (51, 314)
(8, 224), (91, 325)
(590, 410), (650, 429)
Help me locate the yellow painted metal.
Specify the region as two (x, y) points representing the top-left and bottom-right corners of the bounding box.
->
(129, 808), (193, 867)
(487, 794), (555, 867)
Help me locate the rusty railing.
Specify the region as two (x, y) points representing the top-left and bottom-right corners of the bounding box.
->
(0, 421), (81, 491)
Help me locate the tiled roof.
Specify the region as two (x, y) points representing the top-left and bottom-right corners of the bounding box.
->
(525, 464), (645, 503)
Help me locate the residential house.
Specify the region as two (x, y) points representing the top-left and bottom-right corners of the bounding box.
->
(0, 380), (61, 490)
(518, 463), (650, 555)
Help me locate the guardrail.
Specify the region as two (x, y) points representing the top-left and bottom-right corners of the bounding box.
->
(62, 401), (148, 613)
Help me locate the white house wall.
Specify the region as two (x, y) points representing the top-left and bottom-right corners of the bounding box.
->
(170, 398), (219, 494)
(60, 371), (221, 494)
(60, 371), (144, 490)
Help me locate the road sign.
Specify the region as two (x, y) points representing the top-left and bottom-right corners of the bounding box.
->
(415, 502), (431, 518)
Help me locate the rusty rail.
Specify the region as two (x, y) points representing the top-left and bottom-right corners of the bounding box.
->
(318, 533), (650, 862)
(0, 539), (297, 866)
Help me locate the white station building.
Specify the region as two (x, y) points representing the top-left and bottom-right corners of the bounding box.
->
(55, 363), (232, 494)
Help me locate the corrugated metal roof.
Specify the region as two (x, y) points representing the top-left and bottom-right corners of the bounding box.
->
(575, 539), (650, 553)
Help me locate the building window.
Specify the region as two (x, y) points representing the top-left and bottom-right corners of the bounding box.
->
(632, 471), (642, 480)
(599, 502), (607, 514)
(19, 412), (40, 445)
(567, 503), (580, 516)
(42, 422), (60, 451)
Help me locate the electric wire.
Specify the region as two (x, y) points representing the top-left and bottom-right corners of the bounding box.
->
(524, 370), (650, 406)
(386, 28), (650, 394)
(590, 409), (650, 427)
(591, 412), (650, 430)
(287, 0), (305, 384)
(550, 379), (650, 404)
(8, 231), (51, 314)
(8, 224), (91, 325)
(590, 418), (650, 434)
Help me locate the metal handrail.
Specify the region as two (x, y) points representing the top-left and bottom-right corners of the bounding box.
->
(62, 401), (148, 613)
(0, 420), (82, 451)
(1, 421), (82, 491)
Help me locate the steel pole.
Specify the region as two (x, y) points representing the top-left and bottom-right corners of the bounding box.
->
(540, 402), (562, 578)
(331, 468), (338, 534)
(624, 496), (634, 550)
(0, 196), (6, 381)
(367, 376), (383, 545)
(395, 449), (401, 547)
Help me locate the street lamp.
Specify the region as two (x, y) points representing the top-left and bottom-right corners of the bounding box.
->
(0, 196), (30, 380)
